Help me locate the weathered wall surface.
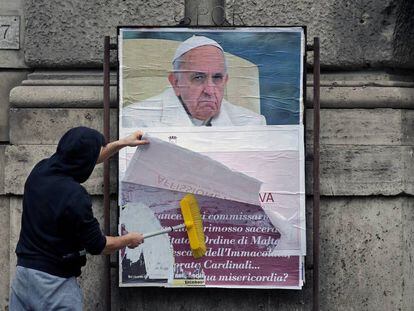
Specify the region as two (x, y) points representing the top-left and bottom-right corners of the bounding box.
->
(23, 0), (414, 69)
(3, 72), (413, 311)
(0, 197), (10, 309)
(0, 0), (27, 309)
(0, 0), (413, 310)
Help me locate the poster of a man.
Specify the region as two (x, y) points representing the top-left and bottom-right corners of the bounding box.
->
(122, 35), (266, 127)
(118, 27), (306, 289)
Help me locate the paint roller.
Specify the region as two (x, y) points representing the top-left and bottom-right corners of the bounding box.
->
(141, 194), (207, 259)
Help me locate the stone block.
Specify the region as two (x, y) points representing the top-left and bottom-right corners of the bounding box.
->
(78, 253), (106, 311)
(304, 108), (413, 196)
(5, 145), (54, 196)
(0, 71), (27, 141)
(0, 145), (5, 195)
(403, 146), (414, 195)
(5, 145), (117, 195)
(319, 197), (412, 311)
(24, 70), (117, 86)
(9, 197), (21, 285)
(402, 109), (414, 146)
(308, 71), (414, 87)
(306, 86), (414, 109)
(306, 108), (404, 146)
(306, 145), (411, 196)
(9, 85), (117, 108)
(0, 197), (10, 310)
(402, 198), (414, 310)
(305, 198), (313, 268)
(23, 0), (414, 69)
(9, 108), (118, 144)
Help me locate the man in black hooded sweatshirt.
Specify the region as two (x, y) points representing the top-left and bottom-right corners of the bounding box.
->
(10, 127), (148, 310)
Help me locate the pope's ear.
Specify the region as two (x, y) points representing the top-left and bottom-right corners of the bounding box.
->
(168, 73), (180, 97)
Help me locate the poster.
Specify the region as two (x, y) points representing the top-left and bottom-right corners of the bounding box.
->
(118, 27), (306, 289)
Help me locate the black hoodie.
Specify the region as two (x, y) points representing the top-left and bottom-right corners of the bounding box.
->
(16, 127), (107, 278)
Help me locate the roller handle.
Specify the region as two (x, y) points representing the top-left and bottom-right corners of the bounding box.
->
(143, 223), (186, 239)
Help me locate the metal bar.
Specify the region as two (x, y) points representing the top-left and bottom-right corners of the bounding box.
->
(103, 35), (111, 311)
(114, 32), (120, 274)
(313, 37), (321, 311)
(143, 224), (186, 239)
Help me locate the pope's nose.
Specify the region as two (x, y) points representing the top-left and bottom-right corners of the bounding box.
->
(203, 79), (216, 96)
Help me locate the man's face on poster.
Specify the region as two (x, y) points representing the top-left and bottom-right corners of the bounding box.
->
(169, 46), (229, 121)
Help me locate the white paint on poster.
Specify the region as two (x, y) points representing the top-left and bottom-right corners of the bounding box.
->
(120, 202), (174, 281)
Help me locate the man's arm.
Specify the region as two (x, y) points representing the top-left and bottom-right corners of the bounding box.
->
(102, 232), (144, 255)
(97, 130), (149, 164)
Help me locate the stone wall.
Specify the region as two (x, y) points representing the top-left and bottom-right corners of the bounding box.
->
(22, 0), (414, 69)
(0, 0), (413, 310)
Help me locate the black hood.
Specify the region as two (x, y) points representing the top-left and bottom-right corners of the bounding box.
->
(49, 127), (106, 183)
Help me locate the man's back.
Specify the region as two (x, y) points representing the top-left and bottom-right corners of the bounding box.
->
(16, 127), (107, 278)
(10, 126), (146, 311)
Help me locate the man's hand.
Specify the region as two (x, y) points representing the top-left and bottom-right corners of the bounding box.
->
(96, 130), (149, 164)
(102, 232), (144, 255)
(120, 131), (149, 147)
(125, 232), (144, 249)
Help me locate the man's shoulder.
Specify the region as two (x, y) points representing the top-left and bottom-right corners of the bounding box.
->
(123, 89), (173, 112)
(124, 94), (163, 110)
(122, 89), (183, 127)
(222, 100), (267, 126)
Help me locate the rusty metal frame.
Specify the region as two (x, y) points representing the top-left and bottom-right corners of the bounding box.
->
(103, 35), (116, 311)
(312, 37), (321, 311)
(306, 37), (321, 311)
(103, 34), (321, 311)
